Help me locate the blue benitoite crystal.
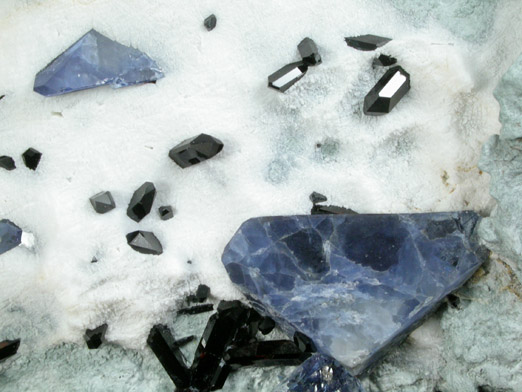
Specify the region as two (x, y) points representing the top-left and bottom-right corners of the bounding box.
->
(0, 219), (23, 255)
(34, 29), (164, 97)
(222, 212), (487, 374)
(275, 354), (365, 392)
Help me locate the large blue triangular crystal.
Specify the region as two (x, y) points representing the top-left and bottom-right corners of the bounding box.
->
(0, 219), (22, 255)
(222, 212), (487, 375)
(34, 29), (164, 97)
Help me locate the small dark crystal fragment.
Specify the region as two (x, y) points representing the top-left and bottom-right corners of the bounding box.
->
(298, 38), (321, 66)
(0, 95), (5, 101)
(0, 219), (22, 255)
(84, 324), (107, 349)
(196, 284), (211, 302)
(89, 191), (115, 214)
(147, 324), (191, 388)
(364, 66), (410, 115)
(309, 191), (327, 204)
(126, 230), (163, 255)
(293, 331), (317, 353)
(22, 148), (42, 170)
(169, 134), (224, 169)
(373, 54), (397, 67)
(178, 304), (214, 315)
(225, 340), (310, 369)
(0, 156), (16, 171)
(345, 34), (392, 51)
(258, 316), (276, 335)
(158, 205), (174, 221)
(0, 339), (20, 362)
(268, 61), (308, 93)
(311, 204), (357, 215)
(173, 335), (196, 347)
(127, 182), (156, 222)
(204, 14), (217, 31)
(91, 257), (98, 263)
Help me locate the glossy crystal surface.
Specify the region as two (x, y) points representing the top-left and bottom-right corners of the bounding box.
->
(0, 219), (23, 255)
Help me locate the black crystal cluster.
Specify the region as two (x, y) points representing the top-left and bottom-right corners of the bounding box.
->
(309, 191), (357, 215)
(0, 147), (42, 171)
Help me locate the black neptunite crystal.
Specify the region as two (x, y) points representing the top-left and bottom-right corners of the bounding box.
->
(345, 34), (392, 51)
(127, 182), (156, 222)
(169, 134), (224, 169)
(178, 304), (214, 315)
(84, 324), (107, 349)
(174, 335), (196, 347)
(268, 61), (308, 93)
(204, 14), (217, 31)
(311, 204), (358, 215)
(158, 205), (174, 221)
(258, 316), (276, 335)
(293, 331), (317, 353)
(0, 156), (16, 171)
(0, 95), (5, 101)
(298, 38), (321, 66)
(147, 324), (191, 389)
(22, 148), (42, 170)
(373, 54), (397, 67)
(89, 191), (116, 214)
(126, 230), (163, 255)
(225, 340), (311, 369)
(0, 339), (20, 361)
(309, 191), (327, 204)
(364, 65), (410, 116)
(196, 284), (211, 302)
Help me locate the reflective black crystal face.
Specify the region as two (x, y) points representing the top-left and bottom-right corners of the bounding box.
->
(84, 324), (107, 349)
(0, 156), (16, 171)
(169, 134), (224, 169)
(158, 205), (174, 220)
(345, 34), (392, 51)
(126, 231), (163, 255)
(298, 38), (321, 66)
(373, 54), (397, 67)
(293, 331), (317, 353)
(127, 182), (156, 222)
(309, 191), (327, 204)
(22, 148), (42, 170)
(268, 61), (308, 93)
(89, 191), (116, 214)
(204, 14), (217, 31)
(225, 340), (310, 369)
(0, 339), (20, 362)
(258, 316), (276, 335)
(311, 204), (358, 215)
(364, 66), (410, 115)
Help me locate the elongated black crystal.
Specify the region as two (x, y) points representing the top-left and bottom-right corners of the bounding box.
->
(0, 339), (20, 361)
(84, 324), (107, 349)
(204, 14), (217, 31)
(126, 230), (163, 255)
(0, 156), (16, 171)
(364, 66), (410, 115)
(178, 304), (214, 315)
(268, 62), (308, 92)
(345, 34), (391, 51)
(298, 38), (321, 66)
(127, 182), (156, 222)
(169, 134), (224, 169)
(225, 340), (310, 369)
(311, 204), (357, 215)
(89, 191), (116, 214)
(22, 148), (42, 170)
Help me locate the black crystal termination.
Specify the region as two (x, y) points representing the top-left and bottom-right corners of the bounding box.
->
(84, 324), (107, 349)
(373, 54), (397, 67)
(309, 191), (327, 204)
(225, 340), (311, 369)
(126, 231), (163, 255)
(127, 182), (156, 222)
(22, 148), (42, 170)
(158, 205), (174, 221)
(204, 14), (217, 31)
(364, 66), (410, 115)
(0, 95), (5, 101)
(0, 156), (16, 171)
(147, 325), (191, 389)
(0, 339), (20, 362)
(169, 134), (224, 169)
(268, 61), (308, 93)
(258, 316), (276, 335)
(89, 191), (116, 214)
(294, 331), (317, 353)
(298, 38), (321, 66)
(345, 34), (392, 51)
(311, 204), (358, 215)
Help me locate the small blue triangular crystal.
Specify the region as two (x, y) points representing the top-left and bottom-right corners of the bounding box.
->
(0, 219), (22, 255)
(34, 29), (164, 97)
(222, 212), (487, 375)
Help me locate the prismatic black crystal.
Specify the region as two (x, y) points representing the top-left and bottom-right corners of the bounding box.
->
(298, 38), (321, 66)
(22, 148), (42, 170)
(169, 134), (224, 169)
(89, 191), (116, 214)
(178, 304), (214, 315)
(127, 182), (156, 222)
(225, 340), (310, 369)
(84, 324), (107, 349)
(311, 204), (357, 215)
(364, 66), (410, 115)
(373, 54), (397, 67)
(309, 192), (327, 204)
(0, 156), (16, 171)
(126, 231), (163, 255)
(204, 14), (217, 31)
(0, 339), (20, 362)
(158, 205), (174, 220)
(268, 62), (308, 93)
(345, 34), (391, 51)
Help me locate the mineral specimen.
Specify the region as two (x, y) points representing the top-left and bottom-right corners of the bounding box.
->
(0, 219), (22, 255)
(126, 230), (163, 255)
(309, 192), (327, 204)
(311, 204), (357, 215)
(89, 191), (115, 214)
(177, 304), (214, 315)
(373, 54), (397, 67)
(204, 14), (217, 31)
(364, 66), (410, 115)
(0, 339), (20, 362)
(345, 34), (391, 51)
(221, 212), (487, 374)
(0, 156), (16, 171)
(258, 316), (276, 335)
(127, 182), (156, 222)
(169, 134), (224, 168)
(298, 38), (321, 66)
(268, 62), (308, 92)
(22, 148), (42, 170)
(196, 284), (211, 302)
(84, 324), (107, 349)
(158, 205), (174, 220)
(275, 354), (365, 392)
(225, 340), (310, 369)
(34, 29), (164, 97)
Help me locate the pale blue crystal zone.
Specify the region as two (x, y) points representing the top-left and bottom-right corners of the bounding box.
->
(0, 219), (22, 255)
(34, 29), (164, 97)
(222, 212), (487, 375)
(275, 354), (364, 392)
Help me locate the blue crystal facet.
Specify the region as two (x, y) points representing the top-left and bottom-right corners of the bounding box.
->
(275, 354), (365, 392)
(34, 29), (164, 97)
(222, 212), (486, 374)
(0, 219), (22, 255)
